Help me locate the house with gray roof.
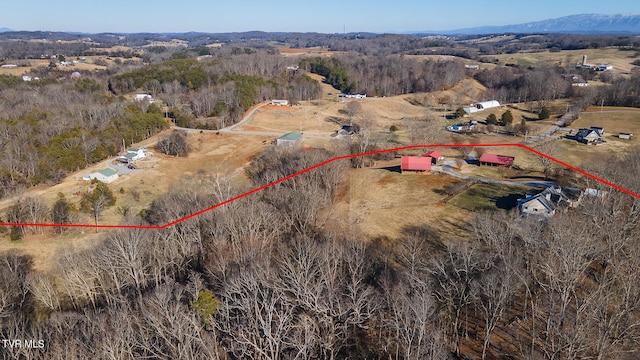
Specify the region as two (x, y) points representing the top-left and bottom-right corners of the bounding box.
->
(518, 186), (582, 219)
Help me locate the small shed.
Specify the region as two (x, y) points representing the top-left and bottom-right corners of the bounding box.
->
(401, 156), (432, 173)
(619, 133), (633, 140)
(270, 99), (289, 106)
(276, 132), (302, 147)
(479, 153), (514, 167)
(423, 151), (444, 164)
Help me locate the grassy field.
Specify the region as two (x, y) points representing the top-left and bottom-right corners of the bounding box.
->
(448, 183), (533, 212)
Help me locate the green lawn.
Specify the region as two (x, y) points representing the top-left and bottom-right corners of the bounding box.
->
(448, 183), (533, 212)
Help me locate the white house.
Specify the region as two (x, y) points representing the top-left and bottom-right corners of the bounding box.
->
(270, 99), (289, 106)
(135, 94), (154, 103)
(463, 100), (500, 115)
(82, 168), (119, 183)
(343, 94), (366, 99)
(119, 148), (146, 163)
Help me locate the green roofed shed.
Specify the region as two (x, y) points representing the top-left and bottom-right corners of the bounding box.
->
(276, 132), (303, 147)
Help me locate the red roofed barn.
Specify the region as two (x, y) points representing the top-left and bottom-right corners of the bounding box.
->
(479, 153), (515, 167)
(401, 156), (432, 173)
(423, 150), (444, 164)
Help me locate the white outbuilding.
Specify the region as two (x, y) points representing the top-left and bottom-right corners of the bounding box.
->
(82, 168), (119, 183)
(464, 100), (501, 115)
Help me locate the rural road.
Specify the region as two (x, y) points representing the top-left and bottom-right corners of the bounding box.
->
(170, 101), (335, 140)
(434, 164), (556, 188)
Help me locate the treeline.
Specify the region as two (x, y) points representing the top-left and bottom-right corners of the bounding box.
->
(0, 76), (167, 198)
(303, 54), (466, 96)
(109, 53), (322, 128)
(1, 147), (639, 359)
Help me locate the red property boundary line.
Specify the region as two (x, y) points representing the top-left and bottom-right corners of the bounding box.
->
(0, 143), (638, 230)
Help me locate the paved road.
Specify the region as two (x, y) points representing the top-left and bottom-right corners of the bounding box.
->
(434, 164), (555, 188)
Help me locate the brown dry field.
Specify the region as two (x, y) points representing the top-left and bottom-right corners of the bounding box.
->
(485, 47), (639, 75)
(0, 130), (272, 270)
(548, 107), (640, 166)
(240, 78), (491, 143)
(335, 164), (470, 241)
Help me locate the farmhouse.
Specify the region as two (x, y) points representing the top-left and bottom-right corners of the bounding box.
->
(575, 128), (603, 144)
(479, 153), (515, 167)
(423, 150), (444, 164)
(276, 132), (302, 147)
(401, 156), (432, 174)
(518, 186), (582, 218)
(118, 148), (146, 164)
(463, 100), (500, 115)
(82, 168), (119, 183)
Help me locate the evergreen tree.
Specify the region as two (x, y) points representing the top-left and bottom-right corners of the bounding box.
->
(501, 110), (514, 125)
(539, 107), (551, 120)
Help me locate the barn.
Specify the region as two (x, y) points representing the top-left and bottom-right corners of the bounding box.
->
(423, 150), (444, 164)
(401, 156), (432, 173)
(276, 132), (302, 147)
(479, 153), (515, 167)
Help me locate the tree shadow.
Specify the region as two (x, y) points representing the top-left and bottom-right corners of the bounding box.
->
(495, 193), (523, 210)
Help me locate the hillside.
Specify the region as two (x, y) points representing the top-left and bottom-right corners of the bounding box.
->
(449, 13), (640, 35)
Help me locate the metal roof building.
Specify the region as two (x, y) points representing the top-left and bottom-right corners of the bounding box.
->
(479, 153), (515, 167)
(401, 156), (432, 173)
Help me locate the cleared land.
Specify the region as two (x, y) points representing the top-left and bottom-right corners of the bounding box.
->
(335, 164), (470, 240)
(0, 130), (271, 269)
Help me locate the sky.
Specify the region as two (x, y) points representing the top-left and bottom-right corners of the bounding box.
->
(1, 0), (640, 34)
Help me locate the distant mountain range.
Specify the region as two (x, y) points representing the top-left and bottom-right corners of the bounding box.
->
(0, 27), (13, 32)
(445, 14), (640, 35)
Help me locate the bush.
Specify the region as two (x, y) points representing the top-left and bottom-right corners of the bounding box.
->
(389, 125), (400, 132)
(539, 107), (551, 120)
(486, 113), (498, 125)
(454, 107), (467, 119)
